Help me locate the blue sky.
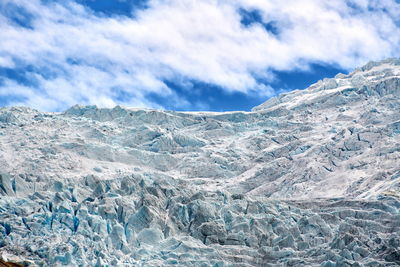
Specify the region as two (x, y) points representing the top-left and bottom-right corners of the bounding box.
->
(0, 0), (399, 112)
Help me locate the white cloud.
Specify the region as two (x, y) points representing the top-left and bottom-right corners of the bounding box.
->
(0, 0), (399, 111)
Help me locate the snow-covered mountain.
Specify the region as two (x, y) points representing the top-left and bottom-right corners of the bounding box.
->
(0, 59), (399, 266)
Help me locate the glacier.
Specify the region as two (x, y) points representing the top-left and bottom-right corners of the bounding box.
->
(0, 59), (399, 266)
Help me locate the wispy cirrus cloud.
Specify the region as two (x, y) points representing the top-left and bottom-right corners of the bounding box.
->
(0, 0), (399, 111)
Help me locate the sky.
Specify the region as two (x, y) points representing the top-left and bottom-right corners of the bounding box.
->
(0, 0), (399, 112)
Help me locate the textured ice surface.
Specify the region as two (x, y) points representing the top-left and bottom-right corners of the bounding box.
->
(0, 59), (399, 266)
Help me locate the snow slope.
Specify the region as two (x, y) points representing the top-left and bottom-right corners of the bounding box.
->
(0, 59), (399, 266)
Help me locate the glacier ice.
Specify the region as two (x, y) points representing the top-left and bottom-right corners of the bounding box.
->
(0, 59), (399, 266)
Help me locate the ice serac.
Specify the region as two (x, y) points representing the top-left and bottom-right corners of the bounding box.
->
(0, 59), (399, 266)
